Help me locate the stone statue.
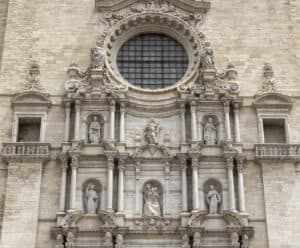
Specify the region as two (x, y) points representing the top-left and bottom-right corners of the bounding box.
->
(241, 234), (250, 248)
(115, 234), (124, 248)
(143, 184), (161, 217)
(193, 232), (203, 248)
(84, 183), (99, 214)
(182, 234), (190, 248)
(65, 232), (75, 248)
(144, 118), (159, 144)
(231, 232), (240, 248)
(55, 234), (64, 248)
(90, 42), (105, 69)
(88, 116), (102, 144)
(200, 42), (214, 70)
(206, 185), (221, 214)
(203, 117), (217, 145)
(104, 232), (113, 248)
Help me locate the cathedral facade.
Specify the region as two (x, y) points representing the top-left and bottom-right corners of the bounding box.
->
(0, 0), (299, 247)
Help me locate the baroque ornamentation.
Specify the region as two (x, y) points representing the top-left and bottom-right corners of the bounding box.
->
(230, 232), (240, 248)
(60, 209), (82, 228)
(182, 234), (190, 248)
(104, 232), (113, 248)
(65, 232), (75, 248)
(143, 183), (161, 217)
(135, 216), (170, 230)
(193, 232), (203, 248)
(55, 234), (64, 248)
(144, 118), (160, 145)
(22, 61), (46, 92)
(259, 63), (277, 94)
(115, 234), (124, 248)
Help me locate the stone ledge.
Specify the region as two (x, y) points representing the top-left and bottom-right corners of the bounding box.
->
(1, 142), (51, 163)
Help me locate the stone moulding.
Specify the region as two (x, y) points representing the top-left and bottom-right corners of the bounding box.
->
(253, 92), (292, 110)
(95, 0), (211, 13)
(1, 142), (51, 163)
(254, 143), (300, 161)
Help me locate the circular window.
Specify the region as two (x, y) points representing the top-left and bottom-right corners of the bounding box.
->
(117, 33), (189, 89)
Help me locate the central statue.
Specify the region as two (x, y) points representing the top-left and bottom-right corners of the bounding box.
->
(144, 118), (160, 145)
(143, 183), (161, 216)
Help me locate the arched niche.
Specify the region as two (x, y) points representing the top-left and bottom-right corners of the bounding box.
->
(142, 180), (163, 217)
(203, 178), (223, 214)
(82, 179), (102, 214)
(83, 113), (105, 144)
(202, 115), (220, 145)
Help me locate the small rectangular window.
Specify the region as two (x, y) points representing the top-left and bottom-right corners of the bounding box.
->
(17, 117), (41, 142)
(263, 119), (286, 143)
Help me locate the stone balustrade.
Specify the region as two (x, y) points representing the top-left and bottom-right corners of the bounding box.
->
(255, 143), (300, 160)
(1, 142), (50, 162)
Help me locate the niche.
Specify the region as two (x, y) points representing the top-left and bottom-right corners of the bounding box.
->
(203, 179), (223, 214)
(86, 114), (104, 144)
(142, 180), (163, 216)
(202, 115), (219, 145)
(17, 117), (41, 142)
(82, 179), (102, 214)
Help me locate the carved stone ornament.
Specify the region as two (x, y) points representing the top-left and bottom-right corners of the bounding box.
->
(144, 118), (160, 145)
(259, 63), (278, 94)
(55, 234), (64, 248)
(230, 232), (240, 248)
(193, 232), (203, 248)
(65, 232), (75, 248)
(104, 232), (113, 248)
(115, 234), (124, 248)
(60, 209), (82, 228)
(135, 216), (170, 230)
(182, 234), (190, 248)
(22, 61), (46, 92)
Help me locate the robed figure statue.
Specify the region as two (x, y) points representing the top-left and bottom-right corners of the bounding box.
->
(85, 183), (99, 214)
(203, 117), (217, 145)
(206, 185), (221, 214)
(89, 116), (102, 144)
(143, 184), (161, 216)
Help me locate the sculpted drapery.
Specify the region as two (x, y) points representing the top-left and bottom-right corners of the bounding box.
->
(143, 183), (161, 216)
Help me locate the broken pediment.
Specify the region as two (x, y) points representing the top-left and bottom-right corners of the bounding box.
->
(95, 0), (210, 13)
(11, 91), (51, 107)
(253, 93), (292, 110)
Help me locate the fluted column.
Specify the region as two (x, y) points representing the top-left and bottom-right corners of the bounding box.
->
(74, 99), (82, 140)
(190, 101), (198, 142)
(120, 103), (126, 143)
(237, 157), (246, 213)
(226, 156), (236, 211)
(179, 156), (188, 212)
(135, 162), (141, 215)
(117, 157), (126, 213)
(59, 152), (68, 212)
(70, 153), (80, 209)
(64, 102), (71, 142)
(109, 100), (116, 141)
(180, 103), (186, 143)
(233, 102), (241, 143)
(164, 162), (171, 215)
(191, 154), (200, 211)
(223, 100), (232, 141)
(106, 155), (114, 212)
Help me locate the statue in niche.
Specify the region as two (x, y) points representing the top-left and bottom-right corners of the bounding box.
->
(143, 183), (161, 217)
(200, 42), (214, 70)
(88, 116), (102, 144)
(206, 185), (221, 214)
(144, 118), (160, 144)
(115, 234), (124, 248)
(65, 232), (75, 248)
(182, 234), (190, 248)
(241, 234), (250, 248)
(193, 232), (203, 248)
(90, 42), (105, 69)
(203, 117), (217, 145)
(104, 232), (113, 248)
(84, 183), (99, 214)
(55, 234), (64, 248)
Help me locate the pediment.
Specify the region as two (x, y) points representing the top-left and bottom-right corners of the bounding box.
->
(11, 91), (51, 107)
(132, 144), (172, 159)
(95, 0), (210, 13)
(253, 93), (292, 109)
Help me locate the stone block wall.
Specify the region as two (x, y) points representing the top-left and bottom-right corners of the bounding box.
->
(0, 0), (8, 70)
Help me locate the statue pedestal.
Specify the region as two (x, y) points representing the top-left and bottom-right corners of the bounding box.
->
(180, 212), (190, 226)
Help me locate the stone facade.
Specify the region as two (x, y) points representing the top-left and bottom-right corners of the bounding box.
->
(0, 0), (299, 248)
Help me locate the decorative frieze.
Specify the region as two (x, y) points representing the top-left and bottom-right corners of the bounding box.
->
(255, 143), (300, 160)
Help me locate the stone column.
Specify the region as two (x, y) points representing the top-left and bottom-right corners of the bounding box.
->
(106, 155), (114, 212)
(64, 101), (71, 142)
(179, 156), (188, 212)
(164, 162), (171, 215)
(190, 101), (198, 142)
(180, 103), (186, 143)
(117, 157), (125, 213)
(70, 153), (80, 209)
(233, 102), (241, 143)
(109, 100), (116, 141)
(58, 152), (68, 212)
(226, 156), (236, 211)
(135, 163), (141, 215)
(120, 103), (126, 143)
(237, 157), (246, 213)
(191, 154), (200, 211)
(74, 99), (82, 140)
(223, 100), (232, 141)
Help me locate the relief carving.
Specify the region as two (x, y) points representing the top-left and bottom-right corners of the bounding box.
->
(144, 118), (160, 145)
(143, 183), (161, 217)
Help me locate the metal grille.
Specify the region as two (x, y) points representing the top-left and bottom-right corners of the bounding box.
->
(117, 33), (189, 89)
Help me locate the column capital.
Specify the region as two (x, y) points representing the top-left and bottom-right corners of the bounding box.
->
(177, 154), (187, 168)
(57, 152), (68, 170)
(190, 100), (197, 109)
(180, 102), (186, 112)
(75, 98), (82, 106)
(120, 102), (126, 112)
(110, 99), (116, 108)
(236, 156), (246, 173)
(191, 153), (200, 167)
(225, 156), (234, 170)
(70, 152), (80, 168)
(221, 97), (231, 106)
